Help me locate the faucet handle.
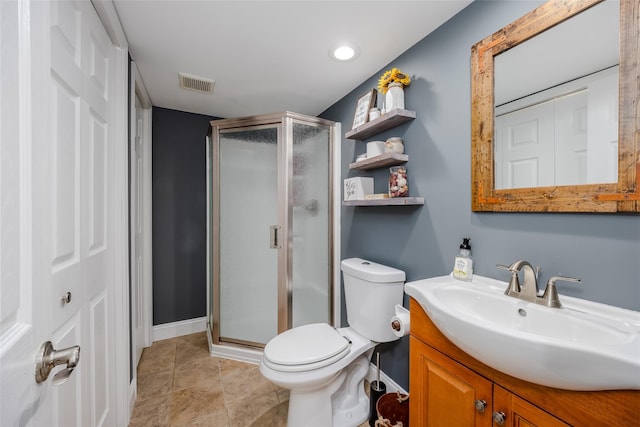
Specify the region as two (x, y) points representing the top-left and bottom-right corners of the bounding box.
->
(541, 275), (581, 308)
(496, 264), (520, 296)
(548, 275), (581, 285)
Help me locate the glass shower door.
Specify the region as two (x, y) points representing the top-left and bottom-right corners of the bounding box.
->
(218, 126), (279, 345)
(290, 121), (332, 328)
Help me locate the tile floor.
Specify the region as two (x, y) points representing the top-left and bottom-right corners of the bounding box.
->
(128, 332), (371, 427)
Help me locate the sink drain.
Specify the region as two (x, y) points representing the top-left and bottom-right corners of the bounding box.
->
(518, 308), (527, 317)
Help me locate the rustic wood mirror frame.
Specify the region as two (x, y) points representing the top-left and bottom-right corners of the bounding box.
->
(471, 0), (639, 212)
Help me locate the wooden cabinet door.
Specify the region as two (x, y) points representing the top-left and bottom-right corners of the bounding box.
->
(493, 385), (570, 427)
(410, 337), (493, 427)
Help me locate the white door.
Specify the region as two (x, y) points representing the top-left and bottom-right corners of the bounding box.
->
(1, 1), (119, 426)
(130, 61), (153, 380)
(131, 94), (145, 368)
(554, 90), (588, 186)
(495, 101), (555, 189)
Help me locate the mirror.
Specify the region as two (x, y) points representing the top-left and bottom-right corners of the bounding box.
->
(471, 0), (639, 212)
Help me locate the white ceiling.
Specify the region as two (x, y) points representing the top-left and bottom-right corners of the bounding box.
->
(112, 0), (472, 119)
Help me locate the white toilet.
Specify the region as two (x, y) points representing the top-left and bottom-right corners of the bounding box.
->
(259, 258), (406, 427)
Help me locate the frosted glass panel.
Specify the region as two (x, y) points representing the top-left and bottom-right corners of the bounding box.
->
(291, 123), (330, 327)
(219, 127), (278, 344)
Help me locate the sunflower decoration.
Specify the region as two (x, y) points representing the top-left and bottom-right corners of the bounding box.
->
(377, 67), (411, 94)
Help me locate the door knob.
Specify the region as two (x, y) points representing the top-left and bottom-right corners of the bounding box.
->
(61, 291), (72, 305)
(35, 341), (80, 385)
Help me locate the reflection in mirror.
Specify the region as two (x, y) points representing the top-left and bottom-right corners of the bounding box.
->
(471, 0), (640, 213)
(493, 0), (619, 190)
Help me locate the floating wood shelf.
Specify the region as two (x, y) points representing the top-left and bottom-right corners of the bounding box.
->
(345, 109), (416, 140)
(349, 152), (409, 170)
(342, 197), (425, 206)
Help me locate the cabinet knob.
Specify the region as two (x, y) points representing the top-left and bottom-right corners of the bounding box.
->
(474, 399), (487, 413)
(492, 411), (506, 425)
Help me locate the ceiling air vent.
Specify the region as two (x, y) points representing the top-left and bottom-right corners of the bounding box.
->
(178, 72), (215, 94)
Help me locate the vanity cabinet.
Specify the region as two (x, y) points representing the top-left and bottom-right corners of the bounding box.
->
(410, 336), (493, 426)
(343, 108), (424, 206)
(409, 298), (640, 427)
(410, 337), (568, 426)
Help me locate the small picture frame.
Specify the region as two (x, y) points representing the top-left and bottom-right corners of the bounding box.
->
(352, 89), (377, 129)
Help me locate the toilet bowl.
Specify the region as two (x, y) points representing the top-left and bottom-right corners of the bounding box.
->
(259, 258), (405, 427)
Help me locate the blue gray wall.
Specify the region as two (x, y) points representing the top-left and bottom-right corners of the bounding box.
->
(152, 107), (218, 325)
(321, 0), (640, 391)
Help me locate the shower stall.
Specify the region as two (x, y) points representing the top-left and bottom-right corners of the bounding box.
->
(206, 112), (340, 360)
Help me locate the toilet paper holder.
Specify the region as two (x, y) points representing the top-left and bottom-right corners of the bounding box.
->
(390, 304), (410, 337)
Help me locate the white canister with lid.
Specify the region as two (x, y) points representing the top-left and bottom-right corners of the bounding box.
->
(385, 137), (404, 154)
(367, 141), (386, 157)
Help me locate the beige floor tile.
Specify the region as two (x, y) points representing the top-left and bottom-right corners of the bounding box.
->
(129, 394), (171, 427)
(132, 332), (381, 427)
(245, 400), (288, 427)
(137, 369), (174, 400)
(173, 356), (222, 391)
(222, 365), (273, 403)
(219, 357), (257, 377)
(177, 331), (209, 351)
(138, 340), (177, 376)
(175, 340), (211, 367)
(226, 388), (281, 427)
(168, 386), (226, 426)
(169, 407), (229, 427)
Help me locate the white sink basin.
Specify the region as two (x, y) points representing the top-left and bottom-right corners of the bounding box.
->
(405, 274), (640, 391)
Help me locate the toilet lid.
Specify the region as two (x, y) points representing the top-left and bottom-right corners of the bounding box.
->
(263, 323), (351, 369)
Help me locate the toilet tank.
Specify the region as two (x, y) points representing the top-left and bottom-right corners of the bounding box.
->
(341, 258), (406, 343)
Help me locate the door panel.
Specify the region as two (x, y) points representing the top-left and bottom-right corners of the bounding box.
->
(52, 318), (83, 427)
(131, 95), (145, 367)
(0, 1), (117, 426)
(218, 126), (279, 345)
(410, 337), (493, 427)
(495, 102), (555, 189)
(290, 122), (331, 328)
(0, 2), (35, 425)
(493, 385), (570, 427)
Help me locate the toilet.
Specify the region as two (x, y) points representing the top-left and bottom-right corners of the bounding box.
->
(259, 258), (406, 427)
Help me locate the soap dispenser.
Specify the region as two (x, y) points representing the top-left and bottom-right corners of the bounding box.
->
(453, 237), (473, 281)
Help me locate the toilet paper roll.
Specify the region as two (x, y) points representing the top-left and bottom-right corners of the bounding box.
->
(391, 304), (410, 338)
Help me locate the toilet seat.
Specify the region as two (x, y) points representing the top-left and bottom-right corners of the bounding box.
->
(263, 323), (351, 372)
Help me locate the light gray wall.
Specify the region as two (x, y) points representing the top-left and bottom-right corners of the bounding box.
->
(321, 0), (639, 391)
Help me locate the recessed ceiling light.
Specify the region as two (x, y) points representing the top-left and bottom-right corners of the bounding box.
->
(330, 43), (360, 62)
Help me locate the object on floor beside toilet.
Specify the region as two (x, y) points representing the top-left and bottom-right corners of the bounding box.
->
(376, 392), (410, 427)
(344, 177), (374, 201)
(369, 352), (386, 427)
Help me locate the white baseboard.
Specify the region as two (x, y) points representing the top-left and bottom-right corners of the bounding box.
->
(210, 343), (262, 365)
(128, 378), (137, 423)
(367, 364), (407, 395)
(151, 316), (207, 342)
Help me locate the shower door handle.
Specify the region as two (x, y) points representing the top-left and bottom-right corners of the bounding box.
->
(270, 225), (281, 249)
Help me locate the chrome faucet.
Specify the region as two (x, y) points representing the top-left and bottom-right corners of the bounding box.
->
(497, 261), (580, 308)
(509, 260), (539, 302)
